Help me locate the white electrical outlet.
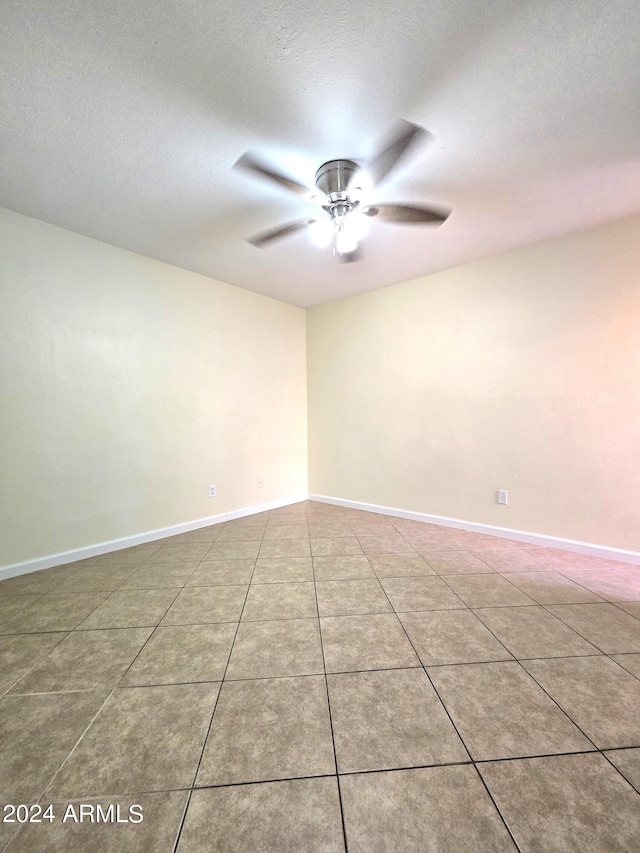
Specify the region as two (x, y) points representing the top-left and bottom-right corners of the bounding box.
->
(209, 485), (216, 498)
(258, 477), (264, 488)
(497, 489), (508, 505)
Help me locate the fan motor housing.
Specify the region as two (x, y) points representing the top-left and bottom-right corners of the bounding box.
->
(315, 159), (359, 196)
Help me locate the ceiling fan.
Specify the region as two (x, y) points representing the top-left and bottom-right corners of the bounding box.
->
(234, 120), (450, 262)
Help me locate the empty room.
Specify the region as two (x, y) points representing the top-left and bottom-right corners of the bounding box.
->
(1, 1), (640, 851)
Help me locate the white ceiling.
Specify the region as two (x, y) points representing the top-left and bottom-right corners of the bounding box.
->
(2, 1), (640, 307)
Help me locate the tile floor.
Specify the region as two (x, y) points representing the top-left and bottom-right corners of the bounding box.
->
(1, 501), (640, 851)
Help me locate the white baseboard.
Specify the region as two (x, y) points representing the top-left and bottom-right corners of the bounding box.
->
(0, 494), (308, 581)
(308, 494), (640, 566)
(5, 492), (639, 582)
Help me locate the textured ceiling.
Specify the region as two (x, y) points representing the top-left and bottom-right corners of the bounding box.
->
(1, 0), (640, 307)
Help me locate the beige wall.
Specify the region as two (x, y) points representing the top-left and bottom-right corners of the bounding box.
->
(3, 207), (639, 566)
(307, 214), (640, 551)
(0, 208), (307, 567)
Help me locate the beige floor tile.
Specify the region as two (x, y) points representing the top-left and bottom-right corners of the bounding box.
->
(151, 542), (213, 562)
(429, 661), (592, 760)
(0, 691), (108, 801)
(161, 585), (247, 625)
(187, 558), (255, 586)
(368, 553), (435, 577)
(450, 532), (520, 550)
(470, 548), (548, 572)
(259, 539), (312, 559)
(311, 537), (364, 557)
(444, 574), (536, 607)
(308, 523), (354, 538)
(0, 593), (109, 634)
(9, 628), (152, 693)
(479, 753), (640, 853)
(399, 610), (512, 666)
(404, 535), (464, 553)
(503, 571), (604, 604)
(242, 582), (317, 621)
(546, 603), (640, 653)
(121, 622), (236, 685)
(610, 653), (640, 679)
(357, 535), (416, 556)
(6, 791), (189, 853)
(307, 512), (348, 523)
(418, 551), (495, 574)
(521, 548), (606, 571)
(0, 567), (77, 595)
(617, 600), (640, 619)
(263, 525), (309, 540)
(381, 576), (465, 611)
(312, 555), (375, 581)
(206, 540), (262, 560)
(553, 567), (640, 602)
(78, 589), (179, 630)
(0, 596), (37, 625)
(349, 520), (398, 535)
(316, 579), (391, 616)
(523, 655), (640, 749)
(178, 778), (345, 853)
(197, 675), (334, 785)
(54, 565), (140, 593)
(341, 765), (516, 852)
(216, 525), (265, 541)
(604, 747), (640, 791)
(252, 557), (314, 583)
(328, 668), (467, 773)
(320, 613), (420, 673)
(226, 618), (324, 679)
(118, 561), (198, 589)
(1, 817), (21, 851)
(0, 632), (67, 694)
(270, 502), (307, 515)
(48, 683), (219, 797)
(473, 606), (601, 659)
(266, 513), (309, 526)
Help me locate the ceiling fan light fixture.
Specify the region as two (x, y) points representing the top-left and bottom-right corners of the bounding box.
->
(335, 221), (358, 255)
(344, 211), (370, 241)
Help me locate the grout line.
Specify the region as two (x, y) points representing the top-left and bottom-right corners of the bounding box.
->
(312, 566), (351, 853)
(114, 562), (208, 685)
(170, 514), (266, 853)
(366, 551), (524, 853)
(600, 750), (640, 796)
(468, 616), (608, 758)
(37, 687), (117, 802)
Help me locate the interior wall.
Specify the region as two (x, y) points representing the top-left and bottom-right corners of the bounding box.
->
(307, 214), (640, 551)
(0, 208), (308, 567)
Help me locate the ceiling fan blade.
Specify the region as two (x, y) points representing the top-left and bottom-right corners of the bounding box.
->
(234, 152), (311, 197)
(366, 120), (430, 186)
(247, 218), (315, 248)
(363, 204), (450, 224)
